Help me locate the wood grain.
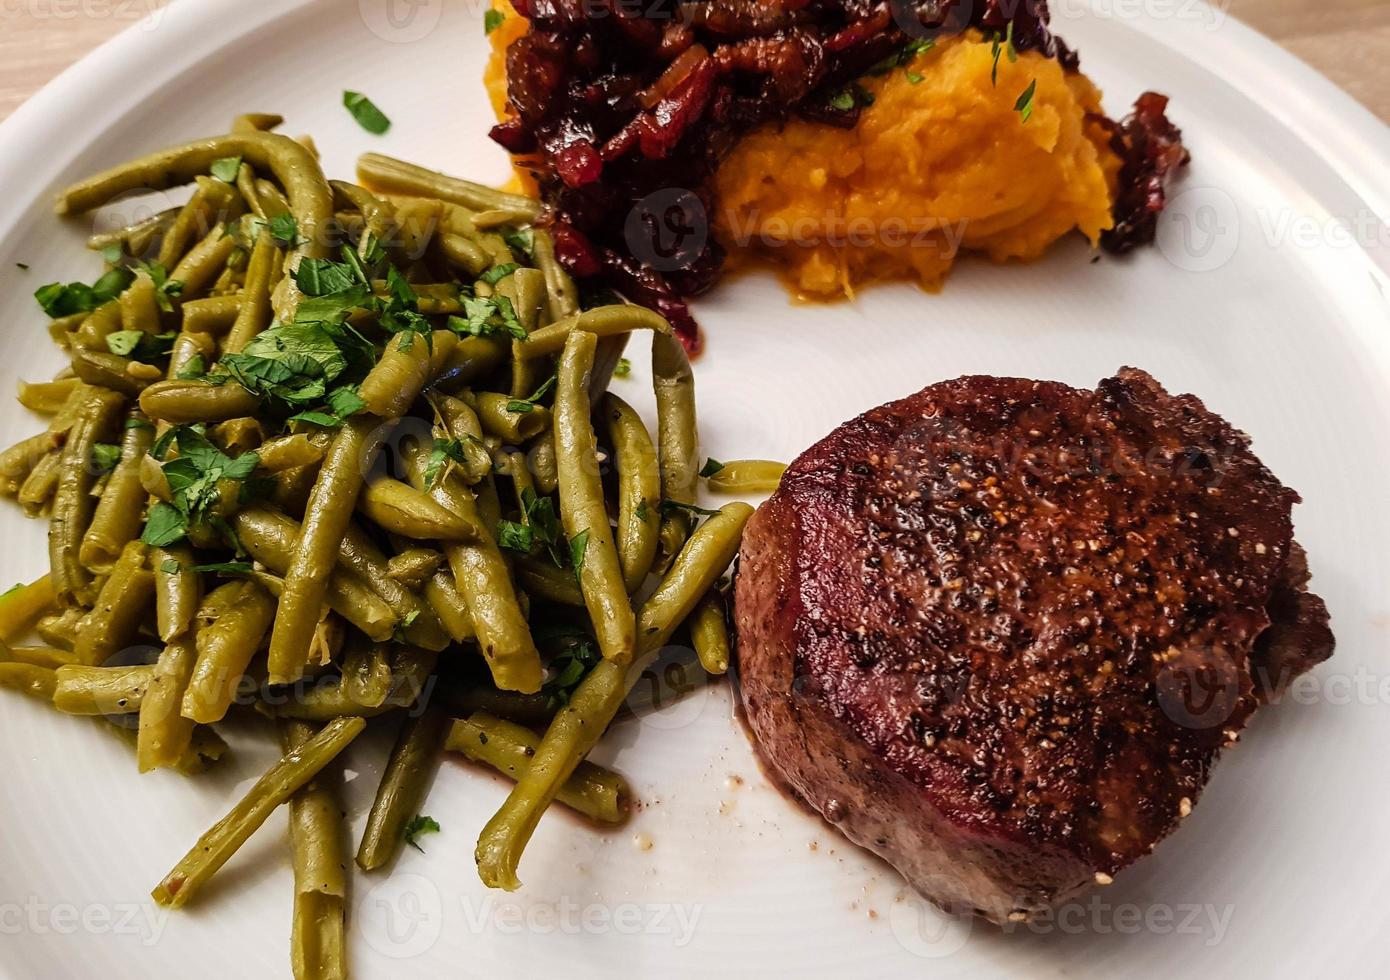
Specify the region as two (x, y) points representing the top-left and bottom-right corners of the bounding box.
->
(0, 0), (1386, 123)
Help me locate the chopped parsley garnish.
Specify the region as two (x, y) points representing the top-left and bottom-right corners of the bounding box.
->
(520, 488), (567, 567)
(267, 213), (303, 248)
(447, 295), (526, 341)
(423, 436), (488, 488)
(483, 9), (505, 34)
(343, 91), (392, 135)
(868, 37), (935, 77)
(176, 354), (207, 381)
(160, 559), (182, 575)
(496, 519), (535, 554)
(287, 386), (367, 428)
(35, 267), (133, 318)
(635, 499), (650, 523)
(613, 357), (632, 378)
(139, 426), (261, 547)
(403, 815), (440, 852)
(906, 71), (925, 85)
(503, 228), (534, 256)
(568, 529), (590, 583)
(699, 457), (725, 478)
(543, 638), (600, 709)
(210, 156), (242, 183)
(193, 561), (253, 575)
(506, 375), (556, 415)
(1015, 79), (1037, 123)
(90, 443), (122, 474)
(106, 329), (176, 364)
(481, 263), (519, 286)
(661, 499), (721, 520)
(828, 89), (855, 112)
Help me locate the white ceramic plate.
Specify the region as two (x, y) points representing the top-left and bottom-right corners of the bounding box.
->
(1, 1), (1387, 977)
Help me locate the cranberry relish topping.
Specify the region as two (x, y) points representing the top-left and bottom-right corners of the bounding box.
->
(492, 0), (1187, 351)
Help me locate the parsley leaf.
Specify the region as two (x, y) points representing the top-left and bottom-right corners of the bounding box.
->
(828, 89), (855, 111)
(423, 436), (489, 487)
(447, 295), (526, 341)
(160, 559), (182, 575)
(520, 488), (567, 567)
(343, 91), (392, 135)
(635, 499), (650, 523)
(506, 375), (556, 415)
(287, 385), (367, 428)
(542, 639), (600, 709)
(1015, 79), (1037, 123)
(699, 458), (725, 478)
(106, 329), (176, 364)
(568, 529), (590, 583)
(906, 71), (925, 85)
(91, 443), (122, 474)
(661, 500), (721, 520)
(219, 320), (354, 407)
(141, 501), (188, 547)
(480, 263), (519, 286)
(503, 228), (534, 256)
(268, 213), (302, 247)
(496, 520), (535, 553)
(483, 9), (504, 34)
(35, 267), (134, 318)
(403, 815), (440, 852)
(177, 354), (206, 380)
(194, 561), (253, 575)
(210, 156), (242, 183)
(612, 357), (632, 378)
(295, 256), (363, 298)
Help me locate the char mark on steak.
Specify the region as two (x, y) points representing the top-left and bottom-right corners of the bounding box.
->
(733, 367), (1331, 922)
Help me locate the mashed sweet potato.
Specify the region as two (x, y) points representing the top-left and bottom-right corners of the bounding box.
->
(485, 5), (1120, 301)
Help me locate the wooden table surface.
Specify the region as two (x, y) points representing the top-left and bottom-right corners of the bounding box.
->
(0, 0), (1387, 124)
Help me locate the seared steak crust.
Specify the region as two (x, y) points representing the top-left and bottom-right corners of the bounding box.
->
(734, 368), (1332, 921)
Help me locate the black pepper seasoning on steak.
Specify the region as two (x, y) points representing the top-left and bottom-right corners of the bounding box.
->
(493, 1), (1187, 351)
(733, 368), (1332, 922)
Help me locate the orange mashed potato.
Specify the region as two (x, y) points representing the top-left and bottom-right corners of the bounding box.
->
(486, 7), (1119, 299)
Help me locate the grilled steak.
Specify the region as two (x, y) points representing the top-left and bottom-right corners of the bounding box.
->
(733, 368), (1332, 923)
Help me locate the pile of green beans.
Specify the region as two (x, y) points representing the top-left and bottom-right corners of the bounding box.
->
(0, 115), (776, 977)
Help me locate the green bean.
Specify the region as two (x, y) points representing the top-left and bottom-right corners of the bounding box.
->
(517, 305), (671, 361)
(70, 347), (155, 397)
(45, 381), (93, 434)
(255, 433), (325, 473)
(157, 176), (239, 270)
(421, 569), (476, 643)
(170, 223), (239, 301)
(270, 416), (384, 683)
(137, 633), (200, 772)
(17, 378), (82, 415)
(590, 334), (631, 410)
(356, 703), (450, 872)
(690, 591), (730, 675)
(0, 661), (58, 701)
(431, 394), (493, 484)
(440, 684), (554, 727)
(0, 430), (60, 495)
(152, 716), (366, 909)
(555, 331), (634, 663)
(279, 719), (349, 895)
(53, 664), (157, 715)
(263, 646), (436, 721)
(529, 429), (559, 495)
(18, 451), (62, 516)
(474, 502), (751, 890)
(232, 506), (397, 642)
(183, 580), (276, 724)
(0, 574), (56, 643)
(337, 519), (450, 652)
(385, 547), (443, 589)
(235, 163), (267, 219)
(50, 388), (124, 604)
(338, 641), (394, 707)
(231, 112), (284, 134)
(604, 394), (660, 593)
(180, 294), (242, 335)
(439, 232), (490, 276)
(357, 330), (458, 419)
(358, 475), (477, 541)
(139, 378), (261, 424)
(474, 391), (550, 444)
(224, 227), (278, 354)
(117, 271), (160, 339)
(166, 331), (216, 382)
(514, 556), (585, 607)
(449, 713), (630, 824)
(58, 133), (334, 317)
(705, 458), (786, 494)
(496, 268), (547, 400)
(529, 228), (580, 321)
(36, 608), (83, 650)
(80, 411), (153, 573)
(256, 178), (292, 222)
(72, 300), (123, 351)
(653, 331), (700, 569)
(331, 179), (393, 261)
(357, 153), (541, 221)
(279, 719), (349, 980)
(73, 541), (155, 665)
(0, 645), (79, 669)
(87, 207), (178, 258)
(115, 716), (227, 776)
(401, 440), (541, 693)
